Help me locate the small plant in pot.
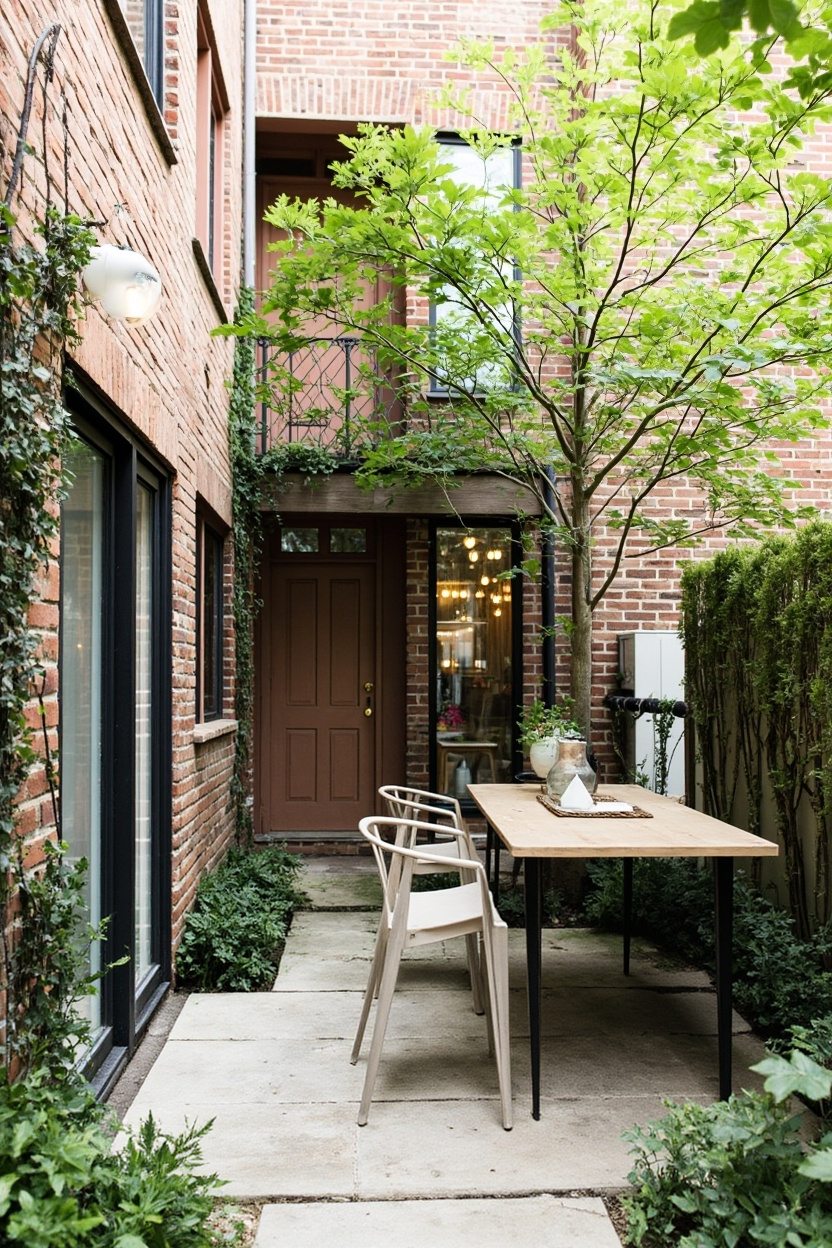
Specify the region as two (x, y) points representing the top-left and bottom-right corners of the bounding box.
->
(518, 698), (582, 778)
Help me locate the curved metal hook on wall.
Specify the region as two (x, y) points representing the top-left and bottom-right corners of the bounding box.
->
(2, 22), (62, 211)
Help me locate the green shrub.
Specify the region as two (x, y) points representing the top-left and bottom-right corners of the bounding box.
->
(623, 1052), (832, 1247)
(0, 1072), (219, 1247)
(584, 857), (714, 966)
(584, 860), (832, 1041)
(175, 847), (305, 991)
(732, 881), (832, 1039)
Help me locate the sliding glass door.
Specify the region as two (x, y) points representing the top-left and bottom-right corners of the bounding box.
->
(60, 437), (106, 1040)
(59, 399), (170, 1086)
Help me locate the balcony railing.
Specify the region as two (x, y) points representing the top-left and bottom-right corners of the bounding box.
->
(256, 336), (404, 458)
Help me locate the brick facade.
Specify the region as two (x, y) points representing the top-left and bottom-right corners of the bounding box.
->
(1, 0), (244, 1066)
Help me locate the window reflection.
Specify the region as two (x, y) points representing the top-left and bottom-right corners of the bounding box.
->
(60, 438), (105, 1037)
(435, 527), (513, 796)
(281, 526), (319, 552)
(135, 483), (153, 988)
(331, 527), (366, 553)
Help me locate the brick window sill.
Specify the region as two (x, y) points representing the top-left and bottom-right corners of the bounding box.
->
(193, 718), (237, 745)
(192, 238), (229, 324)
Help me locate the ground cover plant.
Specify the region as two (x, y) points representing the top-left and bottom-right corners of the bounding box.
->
(623, 1050), (832, 1246)
(0, 1073), (221, 1248)
(175, 847), (305, 991)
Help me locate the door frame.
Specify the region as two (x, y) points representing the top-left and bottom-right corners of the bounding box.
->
(255, 514), (406, 837)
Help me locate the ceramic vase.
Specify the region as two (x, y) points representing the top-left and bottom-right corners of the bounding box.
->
(529, 735), (561, 779)
(546, 739), (597, 800)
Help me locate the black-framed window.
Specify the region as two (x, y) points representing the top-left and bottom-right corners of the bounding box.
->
(196, 1), (227, 276)
(118, 0), (164, 103)
(430, 519), (523, 803)
(429, 135), (521, 396)
(278, 521), (372, 557)
(60, 385), (171, 1091)
(197, 517), (225, 721)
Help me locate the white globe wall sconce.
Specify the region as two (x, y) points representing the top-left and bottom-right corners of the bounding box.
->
(81, 244), (162, 326)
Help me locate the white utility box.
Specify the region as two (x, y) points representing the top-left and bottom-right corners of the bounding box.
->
(617, 631), (685, 796)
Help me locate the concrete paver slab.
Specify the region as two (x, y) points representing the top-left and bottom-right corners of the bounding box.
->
(255, 1195), (622, 1248)
(354, 1096), (662, 1196)
(113, 860), (775, 1242)
(123, 1101), (357, 1198)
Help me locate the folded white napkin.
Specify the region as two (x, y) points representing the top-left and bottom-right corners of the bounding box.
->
(558, 775), (595, 810)
(595, 801), (634, 813)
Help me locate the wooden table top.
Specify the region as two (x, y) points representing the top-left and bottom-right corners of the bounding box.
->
(467, 783), (780, 859)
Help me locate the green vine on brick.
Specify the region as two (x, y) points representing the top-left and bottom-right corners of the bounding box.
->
(228, 289), (259, 846)
(1, 27), (98, 1076)
(681, 523), (832, 938)
(227, 312), (337, 846)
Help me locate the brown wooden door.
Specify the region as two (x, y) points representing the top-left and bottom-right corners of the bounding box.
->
(259, 558), (376, 832)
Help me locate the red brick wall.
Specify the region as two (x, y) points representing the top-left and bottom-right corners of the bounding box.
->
(0, 0), (244, 967)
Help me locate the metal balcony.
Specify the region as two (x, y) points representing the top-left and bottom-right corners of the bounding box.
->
(255, 336), (403, 458)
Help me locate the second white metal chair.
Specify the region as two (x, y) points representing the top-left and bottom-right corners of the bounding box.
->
(378, 784), (484, 1010)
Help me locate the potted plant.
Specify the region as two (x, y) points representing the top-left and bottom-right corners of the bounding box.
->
(437, 701), (465, 737)
(518, 698), (582, 777)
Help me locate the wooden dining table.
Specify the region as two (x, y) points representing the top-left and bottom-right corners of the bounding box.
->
(467, 783), (779, 1121)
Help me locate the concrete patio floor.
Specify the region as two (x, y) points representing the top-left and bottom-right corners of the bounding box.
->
(120, 855), (769, 1246)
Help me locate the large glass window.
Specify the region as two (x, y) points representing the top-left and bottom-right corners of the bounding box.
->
(430, 138), (520, 394)
(434, 526), (516, 797)
(59, 400), (170, 1084)
(60, 438), (106, 1038)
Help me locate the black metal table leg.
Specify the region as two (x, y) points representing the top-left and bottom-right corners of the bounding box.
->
(623, 858), (633, 977)
(714, 856), (734, 1101)
(523, 856), (543, 1120)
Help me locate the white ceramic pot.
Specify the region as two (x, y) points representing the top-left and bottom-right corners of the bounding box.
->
(529, 736), (560, 778)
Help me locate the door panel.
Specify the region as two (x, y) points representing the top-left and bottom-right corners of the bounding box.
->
(263, 560), (375, 831)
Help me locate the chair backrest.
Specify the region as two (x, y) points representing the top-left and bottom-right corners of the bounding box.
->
(359, 814), (485, 926)
(378, 784), (463, 828)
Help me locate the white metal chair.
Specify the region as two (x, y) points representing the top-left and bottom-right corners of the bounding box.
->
(351, 815), (513, 1130)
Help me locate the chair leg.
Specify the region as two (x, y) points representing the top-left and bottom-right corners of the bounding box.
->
(351, 922), (388, 1064)
(465, 932), (485, 1015)
(357, 927), (406, 1126)
(483, 924), (513, 1130)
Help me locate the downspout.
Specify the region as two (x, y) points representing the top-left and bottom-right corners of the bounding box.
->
(541, 467), (556, 708)
(243, 0), (256, 287)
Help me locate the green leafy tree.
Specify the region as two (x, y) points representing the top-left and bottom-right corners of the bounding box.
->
(668, 0), (832, 101)
(242, 0), (832, 737)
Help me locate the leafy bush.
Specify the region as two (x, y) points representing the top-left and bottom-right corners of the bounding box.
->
(584, 860), (832, 1041)
(732, 881), (832, 1039)
(175, 847), (305, 991)
(623, 1052), (832, 1247)
(0, 1072), (219, 1247)
(584, 857), (714, 966)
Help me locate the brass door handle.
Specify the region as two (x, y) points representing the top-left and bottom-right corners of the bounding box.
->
(365, 706), (373, 717)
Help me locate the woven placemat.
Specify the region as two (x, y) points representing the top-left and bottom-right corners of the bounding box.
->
(537, 793), (653, 819)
